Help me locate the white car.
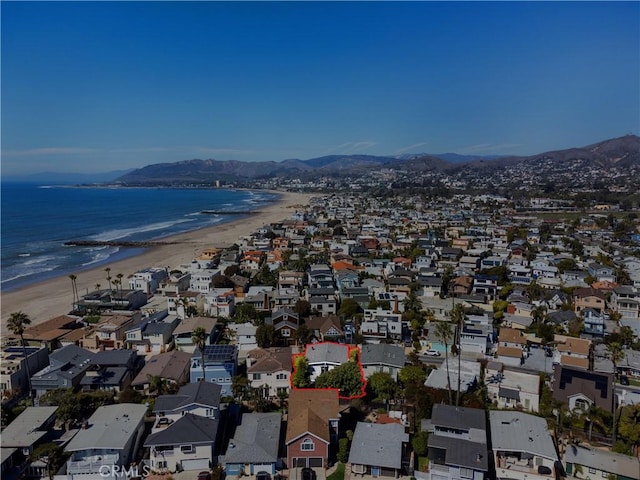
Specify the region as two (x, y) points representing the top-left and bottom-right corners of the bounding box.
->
(425, 349), (441, 356)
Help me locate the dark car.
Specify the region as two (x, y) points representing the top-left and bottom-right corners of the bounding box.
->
(301, 468), (316, 480)
(620, 375), (630, 385)
(256, 472), (271, 480)
(197, 472), (211, 480)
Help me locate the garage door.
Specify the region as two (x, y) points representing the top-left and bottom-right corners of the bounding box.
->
(252, 464), (274, 475)
(309, 458), (323, 468)
(293, 458), (307, 468)
(181, 458), (210, 471)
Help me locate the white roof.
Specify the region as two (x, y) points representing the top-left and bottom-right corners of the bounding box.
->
(489, 411), (558, 460)
(65, 404), (147, 452)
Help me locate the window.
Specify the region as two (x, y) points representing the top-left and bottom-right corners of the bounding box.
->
(601, 472), (608, 478)
(459, 468), (473, 479)
(156, 461), (167, 469)
(180, 445), (194, 454)
(589, 468), (597, 474)
(301, 439), (315, 451)
(276, 373), (287, 380)
(205, 408), (215, 417)
(281, 329), (290, 337)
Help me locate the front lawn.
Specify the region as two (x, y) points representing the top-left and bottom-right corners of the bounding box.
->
(327, 463), (345, 480)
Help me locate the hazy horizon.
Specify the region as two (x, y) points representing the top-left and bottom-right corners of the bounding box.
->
(2, 1), (638, 175)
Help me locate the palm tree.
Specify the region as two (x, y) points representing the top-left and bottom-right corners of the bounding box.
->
(192, 327), (208, 382)
(69, 274), (79, 311)
(532, 305), (547, 327)
(104, 267), (112, 291)
(147, 374), (167, 396)
(116, 273), (124, 296)
(605, 342), (625, 379)
(435, 320), (454, 404)
(95, 283), (101, 291)
(8, 311), (33, 398)
(450, 304), (466, 406)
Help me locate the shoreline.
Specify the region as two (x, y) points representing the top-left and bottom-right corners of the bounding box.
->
(0, 190), (313, 332)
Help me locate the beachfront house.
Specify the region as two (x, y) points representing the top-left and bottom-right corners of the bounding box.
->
(129, 267), (169, 295)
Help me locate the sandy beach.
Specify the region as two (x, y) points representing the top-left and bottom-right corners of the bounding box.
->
(0, 190), (313, 332)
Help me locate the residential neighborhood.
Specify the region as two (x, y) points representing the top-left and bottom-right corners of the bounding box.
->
(3, 190), (640, 480)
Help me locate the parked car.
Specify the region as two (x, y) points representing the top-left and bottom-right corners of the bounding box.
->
(256, 472), (271, 480)
(301, 468), (316, 480)
(620, 375), (630, 385)
(425, 349), (441, 356)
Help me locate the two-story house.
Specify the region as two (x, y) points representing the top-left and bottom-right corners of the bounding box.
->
(485, 361), (540, 412)
(65, 404), (147, 478)
(246, 347), (293, 398)
(172, 317), (217, 353)
(190, 345), (237, 396)
(286, 389), (341, 469)
(30, 344), (95, 399)
(490, 411), (559, 480)
(424, 404), (488, 480)
(129, 267), (168, 295)
(304, 342), (350, 382)
(146, 382), (222, 472)
(573, 287), (606, 314)
(348, 422), (409, 479)
(360, 344), (406, 381)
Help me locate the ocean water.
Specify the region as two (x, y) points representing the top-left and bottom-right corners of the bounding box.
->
(0, 182), (279, 292)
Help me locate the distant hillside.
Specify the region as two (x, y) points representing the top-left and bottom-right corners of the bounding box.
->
(113, 134), (640, 185)
(3, 169), (134, 184)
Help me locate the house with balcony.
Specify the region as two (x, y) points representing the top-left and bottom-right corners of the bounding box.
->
(610, 286), (640, 321)
(265, 308), (300, 345)
(204, 290), (236, 317)
(0, 345), (49, 399)
(246, 347), (292, 398)
(552, 366), (614, 414)
(348, 422), (409, 479)
(563, 444), (640, 480)
(74, 288), (148, 315)
(80, 349), (141, 393)
(305, 316), (343, 343)
(190, 345), (237, 396)
(80, 313), (140, 351)
(361, 308), (405, 344)
(485, 362), (540, 412)
(223, 412), (283, 476)
(64, 403), (147, 479)
(146, 382), (221, 472)
(30, 344), (95, 399)
(573, 287), (606, 314)
(424, 404), (488, 480)
(554, 335), (592, 370)
(129, 267), (168, 295)
(20, 314), (83, 351)
(172, 317), (217, 353)
(490, 411), (560, 480)
(130, 350), (192, 394)
(587, 262), (616, 283)
(124, 312), (179, 354)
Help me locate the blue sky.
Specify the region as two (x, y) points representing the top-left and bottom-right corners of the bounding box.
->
(2, 1), (638, 175)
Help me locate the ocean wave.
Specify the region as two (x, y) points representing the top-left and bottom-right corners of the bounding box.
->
(91, 218), (194, 242)
(81, 247), (119, 266)
(1, 264), (59, 285)
(22, 254), (59, 266)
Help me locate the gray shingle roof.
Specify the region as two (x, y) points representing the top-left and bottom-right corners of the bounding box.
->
(428, 436), (489, 471)
(360, 344), (406, 368)
(144, 414), (219, 447)
(66, 403), (147, 451)
(305, 342), (349, 364)
(348, 422), (408, 469)
(223, 412), (281, 464)
(431, 404), (486, 432)
(154, 381), (222, 413)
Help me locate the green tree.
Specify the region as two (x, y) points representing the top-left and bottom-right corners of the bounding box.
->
(606, 342), (625, 378)
(411, 430), (429, 456)
(294, 324), (313, 346)
(39, 389), (80, 428)
(398, 365), (426, 386)
(368, 372), (396, 402)
(337, 437), (350, 463)
(292, 356), (311, 388)
(231, 375), (250, 401)
(338, 298), (363, 319)
(234, 303), (258, 324)
(31, 442), (66, 480)
(7, 311), (33, 397)
(192, 327), (208, 381)
(256, 324), (279, 348)
(294, 300), (312, 318)
(314, 361), (364, 397)
(618, 404), (640, 451)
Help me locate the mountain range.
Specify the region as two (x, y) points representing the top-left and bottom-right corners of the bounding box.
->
(112, 134), (639, 185)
